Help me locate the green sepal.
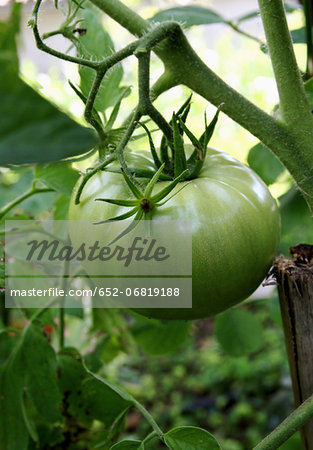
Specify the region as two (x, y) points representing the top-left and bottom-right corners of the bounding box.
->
(151, 169), (188, 203)
(135, 121), (162, 168)
(109, 209), (144, 245)
(178, 118), (202, 153)
(103, 167), (172, 180)
(176, 93), (193, 117)
(104, 86), (131, 132)
(160, 135), (171, 171)
(156, 182), (190, 206)
(144, 163), (165, 197)
(199, 107), (220, 150)
(172, 113), (187, 177)
(185, 158), (204, 180)
(94, 207), (139, 224)
(95, 198), (138, 207)
(179, 102), (191, 130)
(121, 168), (144, 199)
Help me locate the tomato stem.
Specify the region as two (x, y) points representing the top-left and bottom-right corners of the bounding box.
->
(254, 394), (313, 449)
(137, 51), (173, 144)
(0, 188), (54, 220)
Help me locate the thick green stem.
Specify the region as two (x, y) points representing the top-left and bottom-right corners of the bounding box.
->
(254, 394), (313, 450)
(258, 0), (313, 126)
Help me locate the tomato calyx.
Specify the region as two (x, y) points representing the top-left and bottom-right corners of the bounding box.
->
(95, 164), (189, 243)
(135, 98), (221, 182)
(140, 198), (152, 212)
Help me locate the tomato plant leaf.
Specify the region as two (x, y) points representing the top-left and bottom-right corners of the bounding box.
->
(35, 164), (80, 196)
(132, 320), (190, 355)
(0, 76), (98, 165)
(77, 6), (124, 113)
(0, 322), (63, 450)
(214, 309), (264, 357)
(23, 322), (63, 424)
(105, 87), (132, 132)
(236, 4), (297, 24)
(247, 142), (285, 185)
(290, 26), (313, 44)
(0, 1), (20, 73)
(279, 187), (313, 254)
(57, 350), (132, 427)
(149, 6), (226, 28)
(163, 426), (221, 450)
(0, 3), (97, 165)
(110, 441), (143, 449)
(304, 77), (313, 108)
(53, 193), (71, 220)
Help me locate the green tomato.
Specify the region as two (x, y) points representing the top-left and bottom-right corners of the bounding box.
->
(69, 146), (280, 320)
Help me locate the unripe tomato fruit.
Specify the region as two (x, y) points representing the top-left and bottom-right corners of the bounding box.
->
(69, 147), (280, 320)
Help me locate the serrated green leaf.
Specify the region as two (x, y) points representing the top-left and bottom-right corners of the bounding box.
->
(35, 164), (80, 195)
(78, 7), (123, 112)
(214, 309), (264, 357)
(164, 426), (221, 450)
(247, 142), (285, 185)
(149, 6), (225, 28)
(132, 320), (190, 356)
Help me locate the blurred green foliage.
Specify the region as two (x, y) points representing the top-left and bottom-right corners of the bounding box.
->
(94, 299), (300, 449)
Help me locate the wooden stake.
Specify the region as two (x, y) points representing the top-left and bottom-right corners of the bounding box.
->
(273, 245), (313, 449)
